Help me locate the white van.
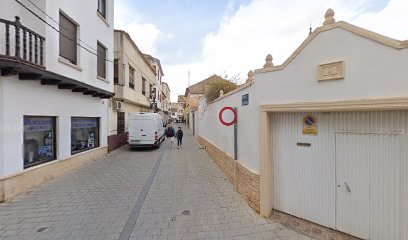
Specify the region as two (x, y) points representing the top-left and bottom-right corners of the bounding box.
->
(128, 113), (165, 148)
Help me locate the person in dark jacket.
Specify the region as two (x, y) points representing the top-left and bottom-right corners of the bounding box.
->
(165, 125), (175, 149)
(176, 127), (184, 149)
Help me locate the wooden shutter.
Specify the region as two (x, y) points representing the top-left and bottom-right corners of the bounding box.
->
(59, 14), (77, 64)
(142, 78), (146, 95)
(114, 59), (119, 84)
(97, 42), (106, 79)
(129, 66), (135, 89)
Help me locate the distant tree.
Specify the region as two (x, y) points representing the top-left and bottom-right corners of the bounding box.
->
(204, 76), (238, 102)
(218, 73), (243, 85)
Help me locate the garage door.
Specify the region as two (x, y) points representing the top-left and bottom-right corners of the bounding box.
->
(272, 111), (408, 239)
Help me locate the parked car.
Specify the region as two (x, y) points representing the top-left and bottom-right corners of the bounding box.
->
(128, 113), (165, 148)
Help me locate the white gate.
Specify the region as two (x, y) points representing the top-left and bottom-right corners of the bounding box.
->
(335, 133), (371, 239)
(335, 132), (407, 240)
(272, 111), (408, 239)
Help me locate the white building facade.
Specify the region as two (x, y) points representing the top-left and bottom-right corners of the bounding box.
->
(108, 30), (156, 152)
(0, 0), (114, 201)
(170, 102), (178, 122)
(143, 54), (164, 113)
(161, 82), (171, 124)
(193, 9), (408, 240)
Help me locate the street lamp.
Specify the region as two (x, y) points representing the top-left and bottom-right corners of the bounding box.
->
(150, 88), (157, 112)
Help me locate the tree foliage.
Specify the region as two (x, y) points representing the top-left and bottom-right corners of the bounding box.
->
(204, 77), (238, 102)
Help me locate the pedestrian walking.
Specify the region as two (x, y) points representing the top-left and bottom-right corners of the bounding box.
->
(176, 127), (184, 149)
(165, 125), (175, 149)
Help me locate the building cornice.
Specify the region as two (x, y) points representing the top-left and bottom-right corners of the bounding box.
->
(142, 53), (164, 76)
(260, 97), (408, 112)
(114, 30), (156, 75)
(255, 21), (408, 75)
(0, 56), (113, 98)
(113, 97), (150, 109)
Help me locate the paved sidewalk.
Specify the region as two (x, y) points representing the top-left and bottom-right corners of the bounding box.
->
(0, 125), (314, 240)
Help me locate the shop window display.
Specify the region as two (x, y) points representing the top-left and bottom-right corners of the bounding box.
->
(23, 116), (56, 168)
(71, 118), (99, 154)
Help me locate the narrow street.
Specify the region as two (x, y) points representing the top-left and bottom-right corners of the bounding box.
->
(0, 126), (312, 240)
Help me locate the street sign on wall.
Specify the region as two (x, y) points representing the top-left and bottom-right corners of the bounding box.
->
(242, 94), (249, 106)
(302, 114), (318, 135)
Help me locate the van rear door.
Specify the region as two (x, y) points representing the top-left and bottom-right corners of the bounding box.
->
(129, 119), (155, 144)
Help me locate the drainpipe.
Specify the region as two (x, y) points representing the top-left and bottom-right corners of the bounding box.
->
(120, 33), (125, 86)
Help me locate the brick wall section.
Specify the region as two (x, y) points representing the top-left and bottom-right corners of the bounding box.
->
(236, 162), (260, 212)
(197, 136), (236, 183)
(197, 136), (260, 213)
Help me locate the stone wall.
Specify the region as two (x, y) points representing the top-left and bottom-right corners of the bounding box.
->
(197, 136), (260, 213)
(236, 162), (260, 212)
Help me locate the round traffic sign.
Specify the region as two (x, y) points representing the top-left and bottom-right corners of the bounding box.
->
(303, 114), (317, 127)
(219, 107), (237, 126)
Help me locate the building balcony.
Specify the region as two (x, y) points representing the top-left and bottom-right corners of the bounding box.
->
(0, 16), (113, 99)
(0, 16), (45, 68)
(114, 84), (151, 108)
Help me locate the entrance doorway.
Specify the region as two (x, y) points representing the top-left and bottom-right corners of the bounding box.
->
(335, 132), (406, 240)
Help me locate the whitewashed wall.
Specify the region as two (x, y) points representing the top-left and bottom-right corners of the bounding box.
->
(153, 61), (163, 111)
(188, 112), (193, 132)
(108, 104), (117, 137)
(0, 79), (4, 176)
(0, 0), (114, 93)
(193, 111), (198, 136)
(0, 0), (46, 58)
(254, 28), (408, 104)
(0, 0), (46, 36)
(114, 31), (156, 104)
(194, 25), (408, 174)
(45, 0), (114, 92)
(0, 0), (114, 177)
(196, 86), (259, 172)
(1, 78), (109, 176)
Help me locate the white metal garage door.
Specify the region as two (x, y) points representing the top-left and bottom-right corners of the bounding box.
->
(272, 111), (408, 240)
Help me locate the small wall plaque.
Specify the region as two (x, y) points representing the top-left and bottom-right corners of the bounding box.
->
(318, 61), (344, 81)
(297, 142), (311, 147)
(242, 94), (249, 106)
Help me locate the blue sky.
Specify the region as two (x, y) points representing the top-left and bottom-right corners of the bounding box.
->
(114, 0), (408, 101)
(116, 0), (251, 65)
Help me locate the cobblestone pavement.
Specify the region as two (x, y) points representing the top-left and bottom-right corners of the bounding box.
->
(0, 125), (314, 240)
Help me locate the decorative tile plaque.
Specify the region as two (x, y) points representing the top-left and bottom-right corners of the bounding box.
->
(318, 61), (344, 81)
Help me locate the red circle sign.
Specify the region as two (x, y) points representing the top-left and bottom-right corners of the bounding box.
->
(219, 107), (237, 126)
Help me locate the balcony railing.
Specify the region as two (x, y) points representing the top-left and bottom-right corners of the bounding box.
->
(0, 16), (45, 67)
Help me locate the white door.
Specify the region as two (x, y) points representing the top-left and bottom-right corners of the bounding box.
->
(335, 131), (407, 240)
(272, 111), (408, 239)
(335, 132), (370, 239)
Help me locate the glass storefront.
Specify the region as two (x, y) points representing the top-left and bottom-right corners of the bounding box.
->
(23, 116), (56, 168)
(71, 117), (99, 154)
